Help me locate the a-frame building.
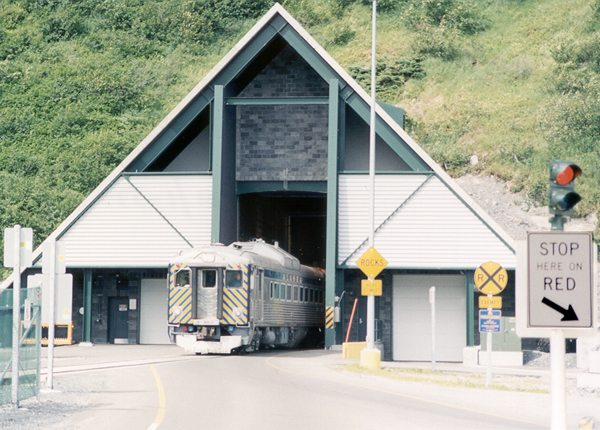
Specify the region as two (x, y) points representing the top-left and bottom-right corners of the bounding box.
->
(4, 3), (516, 360)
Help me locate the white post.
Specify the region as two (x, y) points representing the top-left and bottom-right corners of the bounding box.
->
(550, 329), (567, 430)
(359, 0), (381, 371)
(47, 239), (56, 390)
(366, 0), (377, 352)
(430, 287), (436, 372)
(11, 225), (21, 407)
(485, 295), (493, 388)
(485, 328), (492, 387)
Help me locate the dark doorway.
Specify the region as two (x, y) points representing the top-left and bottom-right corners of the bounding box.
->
(108, 297), (129, 344)
(238, 193), (326, 268)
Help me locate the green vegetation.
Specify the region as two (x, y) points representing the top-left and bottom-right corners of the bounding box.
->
(320, 0), (600, 226)
(1, 0), (599, 257)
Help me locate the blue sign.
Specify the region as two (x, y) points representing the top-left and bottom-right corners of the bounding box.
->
(479, 309), (501, 333)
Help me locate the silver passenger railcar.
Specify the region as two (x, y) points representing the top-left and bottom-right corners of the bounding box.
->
(167, 240), (325, 354)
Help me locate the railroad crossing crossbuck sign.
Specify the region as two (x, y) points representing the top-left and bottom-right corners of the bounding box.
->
(474, 261), (508, 296)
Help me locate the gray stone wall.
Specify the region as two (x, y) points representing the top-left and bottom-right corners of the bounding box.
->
(236, 45), (329, 182)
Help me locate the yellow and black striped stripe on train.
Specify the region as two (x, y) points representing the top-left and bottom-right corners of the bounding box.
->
(221, 264), (249, 326)
(168, 264), (192, 325)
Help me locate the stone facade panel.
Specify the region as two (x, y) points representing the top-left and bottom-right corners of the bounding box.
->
(236, 46), (329, 182)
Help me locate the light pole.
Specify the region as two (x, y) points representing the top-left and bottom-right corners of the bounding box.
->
(359, 0), (382, 370)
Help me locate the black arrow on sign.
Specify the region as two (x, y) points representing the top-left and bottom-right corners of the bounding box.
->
(541, 297), (578, 321)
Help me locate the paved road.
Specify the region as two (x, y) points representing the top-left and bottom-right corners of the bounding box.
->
(3, 346), (599, 429)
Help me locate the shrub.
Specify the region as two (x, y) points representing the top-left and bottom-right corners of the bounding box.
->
(402, 0), (489, 35)
(322, 21), (356, 46)
(0, 28), (41, 60)
(411, 24), (460, 59)
(349, 57), (425, 97)
(357, 0), (403, 12)
(0, 3), (27, 30)
(42, 10), (87, 42)
(282, 0), (344, 26)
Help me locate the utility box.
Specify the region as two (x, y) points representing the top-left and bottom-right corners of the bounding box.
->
(481, 317), (521, 351)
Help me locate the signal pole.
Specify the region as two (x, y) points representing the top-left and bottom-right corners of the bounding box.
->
(547, 160), (581, 429)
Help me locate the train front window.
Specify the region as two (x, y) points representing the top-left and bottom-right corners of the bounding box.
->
(226, 270), (243, 288)
(197, 270), (216, 288)
(175, 269), (191, 287)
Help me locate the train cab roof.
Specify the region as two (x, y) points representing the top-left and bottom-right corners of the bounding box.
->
(170, 239), (302, 272)
(230, 240), (300, 271)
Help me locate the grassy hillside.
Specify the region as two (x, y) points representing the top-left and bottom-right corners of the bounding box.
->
(320, 0), (599, 212)
(1, 0), (599, 254)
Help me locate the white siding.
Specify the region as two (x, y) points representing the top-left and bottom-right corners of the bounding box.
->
(338, 174), (516, 269)
(60, 175), (212, 267)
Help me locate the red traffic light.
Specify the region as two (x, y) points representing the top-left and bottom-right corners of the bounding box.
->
(549, 160), (582, 217)
(555, 165), (582, 185)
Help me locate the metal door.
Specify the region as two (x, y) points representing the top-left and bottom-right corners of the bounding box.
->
(108, 297), (129, 344)
(251, 269), (264, 322)
(196, 269), (218, 320)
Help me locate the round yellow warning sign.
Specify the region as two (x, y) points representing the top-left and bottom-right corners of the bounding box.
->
(474, 261), (508, 295)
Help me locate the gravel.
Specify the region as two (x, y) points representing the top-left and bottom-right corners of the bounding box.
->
(454, 174), (598, 241)
(0, 376), (98, 430)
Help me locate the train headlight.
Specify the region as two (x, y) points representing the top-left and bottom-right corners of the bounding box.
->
(174, 306), (182, 316)
(233, 307), (243, 318)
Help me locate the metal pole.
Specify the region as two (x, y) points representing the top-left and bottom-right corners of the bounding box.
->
(430, 287), (436, 372)
(11, 225), (21, 407)
(549, 170), (567, 429)
(366, 0), (377, 353)
(486, 296), (493, 388)
(550, 329), (567, 430)
(486, 327), (492, 387)
(47, 239), (56, 390)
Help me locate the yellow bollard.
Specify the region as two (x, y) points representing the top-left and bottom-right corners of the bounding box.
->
(342, 342), (367, 359)
(360, 348), (381, 370)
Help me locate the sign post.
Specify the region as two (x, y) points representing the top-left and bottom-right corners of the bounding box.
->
(41, 239), (66, 390)
(429, 286), (436, 372)
(517, 232), (596, 430)
(356, 246), (387, 369)
(474, 261), (507, 387)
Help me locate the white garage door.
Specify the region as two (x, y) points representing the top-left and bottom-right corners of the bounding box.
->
(393, 274), (466, 362)
(140, 278), (171, 344)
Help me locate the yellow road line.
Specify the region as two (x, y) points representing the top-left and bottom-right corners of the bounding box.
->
(265, 352), (545, 428)
(148, 365), (166, 430)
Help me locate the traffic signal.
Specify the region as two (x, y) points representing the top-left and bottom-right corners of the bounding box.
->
(548, 160), (582, 216)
